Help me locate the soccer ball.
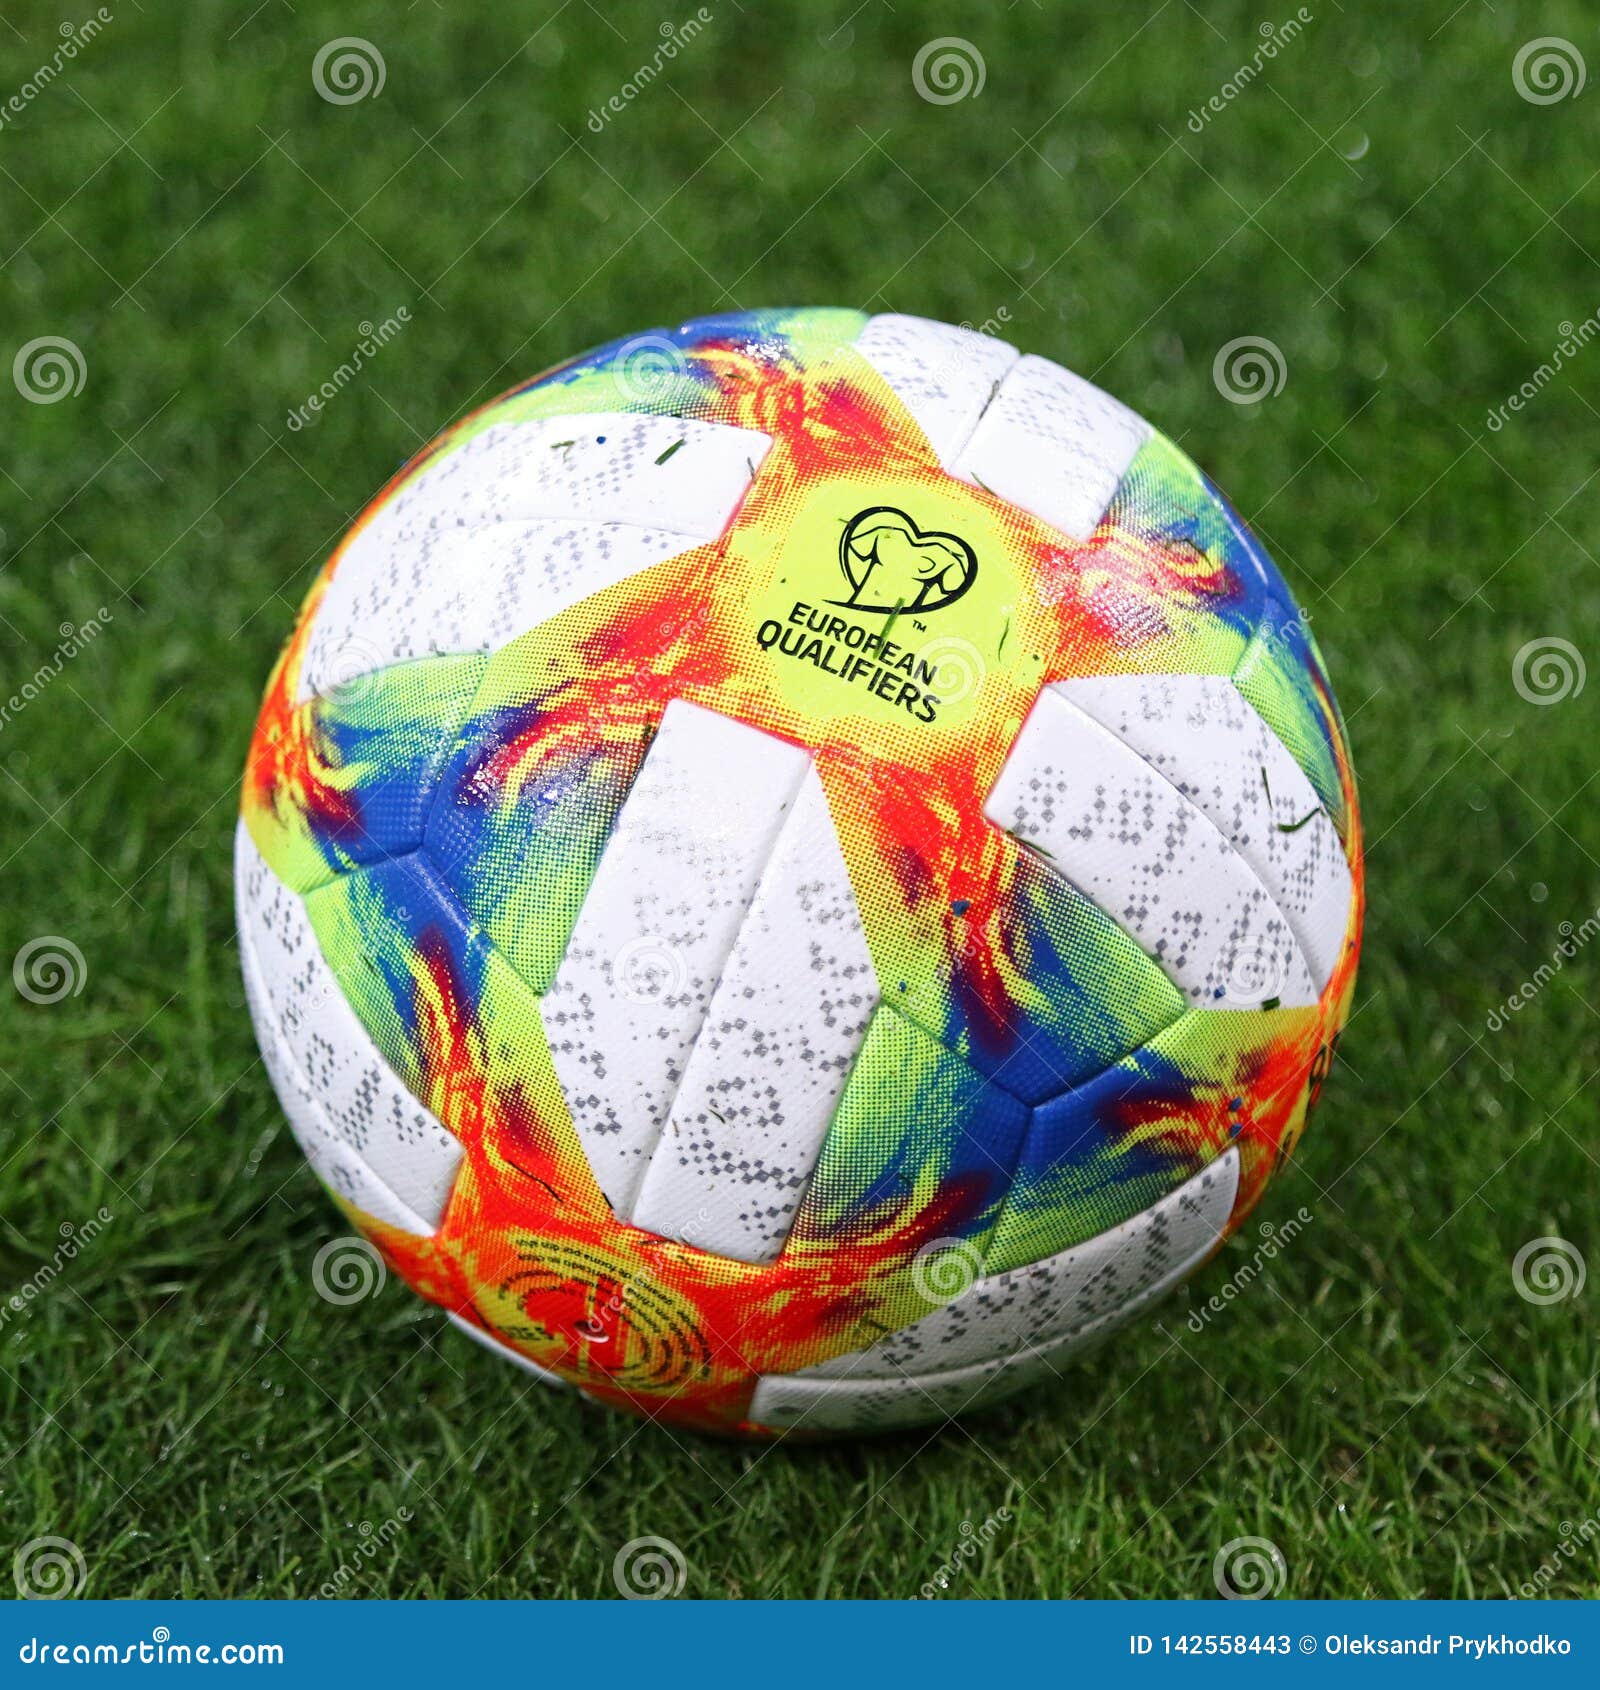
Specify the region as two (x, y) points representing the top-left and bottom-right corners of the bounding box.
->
(237, 309), (1362, 1436)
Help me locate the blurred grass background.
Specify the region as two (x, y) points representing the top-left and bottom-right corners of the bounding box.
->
(1, 0), (1597, 1599)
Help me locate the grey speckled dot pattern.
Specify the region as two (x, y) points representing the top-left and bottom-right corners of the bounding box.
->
(853, 312), (1020, 467)
(985, 686), (1318, 1008)
(1054, 672), (1355, 990)
(298, 412), (770, 703)
(540, 700), (814, 1223)
(949, 353), (1151, 542)
(747, 1149), (1238, 1432)
(631, 766), (879, 1263)
(235, 820), (460, 1233)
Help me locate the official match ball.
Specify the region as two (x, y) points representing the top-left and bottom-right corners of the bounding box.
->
(237, 309), (1362, 1436)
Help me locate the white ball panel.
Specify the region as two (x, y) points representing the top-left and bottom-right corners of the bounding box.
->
(1055, 673), (1355, 991)
(852, 312), (1020, 467)
(748, 1148), (1237, 1433)
(801, 1148), (1236, 1382)
(303, 520), (692, 698)
(948, 353), (1150, 540)
(540, 700), (812, 1220)
(984, 687), (1318, 1007)
(629, 766), (879, 1263)
(299, 412), (771, 702)
(235, 821), (456, 1234)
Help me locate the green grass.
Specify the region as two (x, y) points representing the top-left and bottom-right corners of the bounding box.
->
(2, 0), (1598, 1601)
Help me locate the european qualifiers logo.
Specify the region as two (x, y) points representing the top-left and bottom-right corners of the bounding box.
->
(835, 507), (976, 614)
(755, 506), (982, 724)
